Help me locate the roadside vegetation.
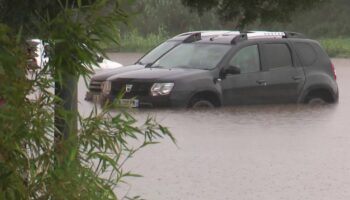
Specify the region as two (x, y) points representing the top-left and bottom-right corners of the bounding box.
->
(320, 38), (350, 58)
(105, 29), (169, 53)
(111, 0), (350, 58)
(109, 31), (350, 58)
(0, 1), (174, 199)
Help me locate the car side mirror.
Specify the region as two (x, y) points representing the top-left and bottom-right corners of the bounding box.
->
(224, 65), (240, 75)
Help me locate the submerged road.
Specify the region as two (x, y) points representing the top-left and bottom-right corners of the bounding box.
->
(78, 54), (350, 200)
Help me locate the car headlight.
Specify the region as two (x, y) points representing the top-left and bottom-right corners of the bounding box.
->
(102, 81), (111, 95)
(150, 83), (174, 96)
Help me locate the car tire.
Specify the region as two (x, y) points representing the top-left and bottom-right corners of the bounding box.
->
(190, 99), (215, 109)
(307, 97), (326, 105)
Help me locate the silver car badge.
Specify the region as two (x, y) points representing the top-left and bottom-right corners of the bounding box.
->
(125, 84), (133, 92)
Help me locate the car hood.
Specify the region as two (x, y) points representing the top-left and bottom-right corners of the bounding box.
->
(107, 67), (211, 82)
(91, 64), (145, 81)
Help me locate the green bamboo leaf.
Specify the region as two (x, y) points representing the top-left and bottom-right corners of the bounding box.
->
(0, 171), (13, 180)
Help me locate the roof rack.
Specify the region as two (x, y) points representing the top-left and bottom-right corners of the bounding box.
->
(284, 31), (305, 38)
(174, 31), (240, 43)
(182, 31), (241, 43)
(183, 32), (202, 43)
(231, 31), (305, 44)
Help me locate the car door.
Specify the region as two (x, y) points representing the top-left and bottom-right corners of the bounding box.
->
(221, 44), (269, 105)
(259, 42), (305, 103)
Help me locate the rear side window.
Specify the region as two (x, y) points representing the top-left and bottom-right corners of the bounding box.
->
(294, 42), (317, 66)
(262, 43), (293, 69)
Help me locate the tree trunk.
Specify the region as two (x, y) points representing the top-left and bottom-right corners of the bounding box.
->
(54, 73), (77, 142)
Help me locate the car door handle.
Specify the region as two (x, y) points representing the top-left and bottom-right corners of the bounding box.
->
(292, 76), (303, 81)
(256, 80), (267, 86)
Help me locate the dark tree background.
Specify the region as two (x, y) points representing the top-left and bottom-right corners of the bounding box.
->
(181, 0), (325, 28)
(125, 0), (348, 39)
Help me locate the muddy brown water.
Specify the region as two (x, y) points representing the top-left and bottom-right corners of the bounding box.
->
(78, 54), (350, 200)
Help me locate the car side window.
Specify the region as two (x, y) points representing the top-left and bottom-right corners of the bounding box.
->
(294, 42), (317, 66)
(262, 43), (293, 69)
(229, 45), (260, 73)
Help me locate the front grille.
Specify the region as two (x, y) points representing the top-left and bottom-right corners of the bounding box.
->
(112, 80), (153, 98)
(89, 80), (103, 92)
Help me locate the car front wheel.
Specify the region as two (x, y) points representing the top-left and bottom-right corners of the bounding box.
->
(307, 97), (327, 105)
(189, 99), (215, 109)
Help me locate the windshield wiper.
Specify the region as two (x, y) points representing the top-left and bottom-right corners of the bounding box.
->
(172, 65), (190, 69)
(147, 65), (165, 69)
(199, 67), (212, 70)
(173, 65), (212, 70)
(145, 63), (153, 68)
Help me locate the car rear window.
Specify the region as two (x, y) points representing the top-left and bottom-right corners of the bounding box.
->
(262, 43), (293, 69)
(294, 42), (317, 66)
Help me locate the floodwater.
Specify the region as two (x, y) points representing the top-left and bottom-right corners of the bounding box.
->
(78, 54), (350, 200)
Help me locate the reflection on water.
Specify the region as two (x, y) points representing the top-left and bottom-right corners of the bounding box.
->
(130, 104), (339, 136)
(119, 103), (350, 200)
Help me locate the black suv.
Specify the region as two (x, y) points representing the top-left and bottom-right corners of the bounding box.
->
(101, 31), (339, 108)
(85, 31), (231, 101)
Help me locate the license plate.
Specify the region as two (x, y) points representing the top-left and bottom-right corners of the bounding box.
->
(120, 99), (139, 108)
(93, 94), (101, 103)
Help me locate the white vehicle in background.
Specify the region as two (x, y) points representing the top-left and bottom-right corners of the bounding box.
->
(29, 39), (122, 72)
(94, 56), (122, 72)
(26, 39), (122, 101)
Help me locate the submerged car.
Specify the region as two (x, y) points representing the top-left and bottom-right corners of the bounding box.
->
(101, 31), (338, 108)
(85, 31), (235, 101)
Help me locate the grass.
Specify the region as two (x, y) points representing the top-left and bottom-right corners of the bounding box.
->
(105, 31), (350, 58)
(105, 29), (168, 53)
(319, 38), (350, 58)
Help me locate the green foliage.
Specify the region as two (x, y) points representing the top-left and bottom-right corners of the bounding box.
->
(108, 28), (169, 52)
(0, 24), (33, 200)
(114, 0), (350, 57)
(0, 0), (174, 199)
(113, 31), (350, 58)
(320, 38), (350, 58)
(121, 0), (348, 38)
(181, 0), (325, 28)
(125, 0), (222, 36)
(257, 0), (350, 38)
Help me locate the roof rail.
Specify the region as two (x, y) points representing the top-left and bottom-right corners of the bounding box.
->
(231, 34), (248, 44)
(231, 31), (305, 44)
(183, 32), (202, 43)
(284, 31), (305, 38)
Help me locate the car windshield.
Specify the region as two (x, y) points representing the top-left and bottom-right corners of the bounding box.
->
(138, 41), (178, 65)
(152, 43), (231, 70)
